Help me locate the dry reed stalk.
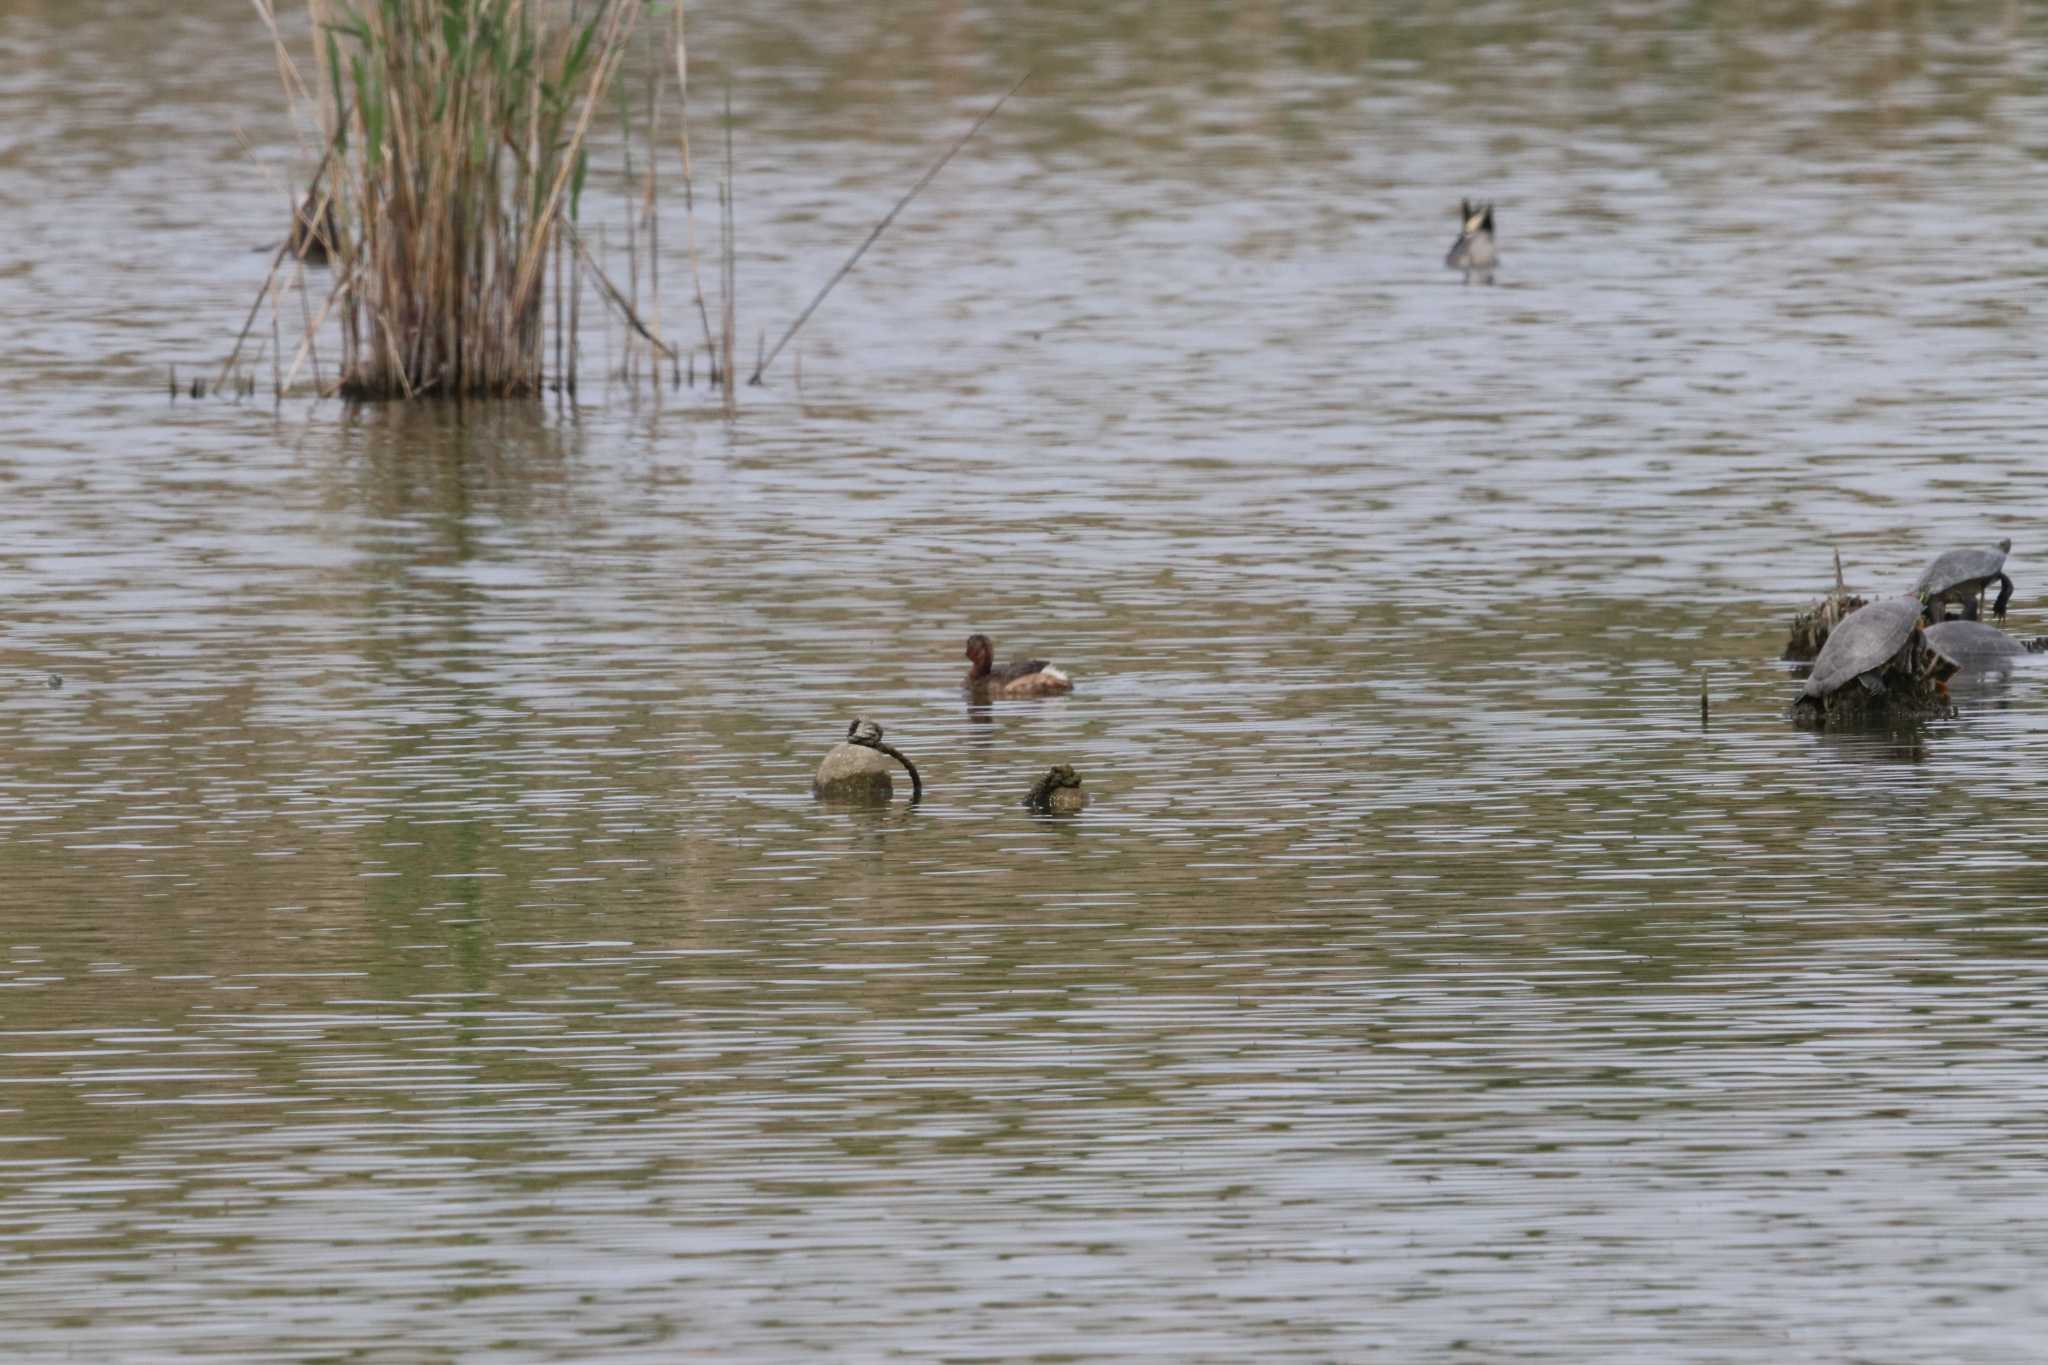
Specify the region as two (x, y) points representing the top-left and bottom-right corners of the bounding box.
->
(719, 82), (736, 415)
(667, 6), (717, 362)
(620, 77), (640, 386)
(216, 107), (348, 393)
(552, 218), (563, 395)
(270, 281), (283, 401)
(569, 226), (581, 396)
(644, 65), (666, 398)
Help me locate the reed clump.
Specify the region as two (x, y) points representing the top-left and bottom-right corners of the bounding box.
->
(233, 2), (1024, 407)
(257, 0), (649, 399)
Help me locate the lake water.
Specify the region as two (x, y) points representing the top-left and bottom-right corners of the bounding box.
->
(3, 1), (2048, 1359)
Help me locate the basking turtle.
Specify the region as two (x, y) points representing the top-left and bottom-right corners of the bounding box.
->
(1924, 619), (2026, 668)
(1023, 764), (1088, 815)
(1794, 595), (1958, 723)
(1914, 539), (2013, 623)
(813, 718), (922, 803)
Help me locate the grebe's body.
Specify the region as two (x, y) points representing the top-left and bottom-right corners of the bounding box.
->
(964, 634), (1072, 699)
(1446, 199), (1497, 284)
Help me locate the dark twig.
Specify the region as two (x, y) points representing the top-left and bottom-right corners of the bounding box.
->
(847, 718), (922, 803)
(749, 68), (1032, 385)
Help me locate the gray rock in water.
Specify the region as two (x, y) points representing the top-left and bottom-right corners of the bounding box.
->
(813, 742), (898, 802)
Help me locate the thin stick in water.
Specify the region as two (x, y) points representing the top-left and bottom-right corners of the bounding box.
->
(721, 80), (736, 416)
(750, 68), (1032, 385)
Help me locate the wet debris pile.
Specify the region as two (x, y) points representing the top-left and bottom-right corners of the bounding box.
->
(1783, 550), (1866, 662)
(1784, 589), (1867, 663)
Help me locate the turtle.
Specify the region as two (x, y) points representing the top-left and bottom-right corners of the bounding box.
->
(1924, 619), (2026, 667)
(1797, 595), (1956, 716)
(1023, 764), (1088, 815)
(1913, 539), (2013, 623)
(1445, 199), (1497, 285)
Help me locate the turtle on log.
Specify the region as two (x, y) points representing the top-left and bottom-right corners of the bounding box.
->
(1914, 539), (2013, 623)
(1791, 595), (1959, 726)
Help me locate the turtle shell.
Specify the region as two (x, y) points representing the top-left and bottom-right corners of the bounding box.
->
(1924, 620), (2025, 659)
(1802, 596), (1927, 697)
(1914, 541), (2009, 597)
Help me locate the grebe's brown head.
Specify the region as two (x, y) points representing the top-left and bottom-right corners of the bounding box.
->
(1046, 763), (1080, 789)
(964, 633), (994, 675)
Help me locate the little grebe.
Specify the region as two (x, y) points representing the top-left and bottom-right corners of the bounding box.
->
(1445, 199), (1497, 285)
(963, 633), (1072, 699)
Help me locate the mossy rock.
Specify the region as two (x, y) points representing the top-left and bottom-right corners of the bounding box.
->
(813, 742), (897, 802)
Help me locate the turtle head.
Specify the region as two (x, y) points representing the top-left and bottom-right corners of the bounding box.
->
(1998, 537), (2013, 553)
(1025, 763), (1083, 811)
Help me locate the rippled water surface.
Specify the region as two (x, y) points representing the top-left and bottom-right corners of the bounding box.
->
(4, 1), (2048, 1359)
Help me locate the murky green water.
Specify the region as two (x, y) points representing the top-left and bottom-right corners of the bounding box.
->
(4, 1), (2048, 1358)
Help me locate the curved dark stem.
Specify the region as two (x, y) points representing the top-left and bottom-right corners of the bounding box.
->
(1994, 574), (2014, 620)
(871, 740), (922, 803)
